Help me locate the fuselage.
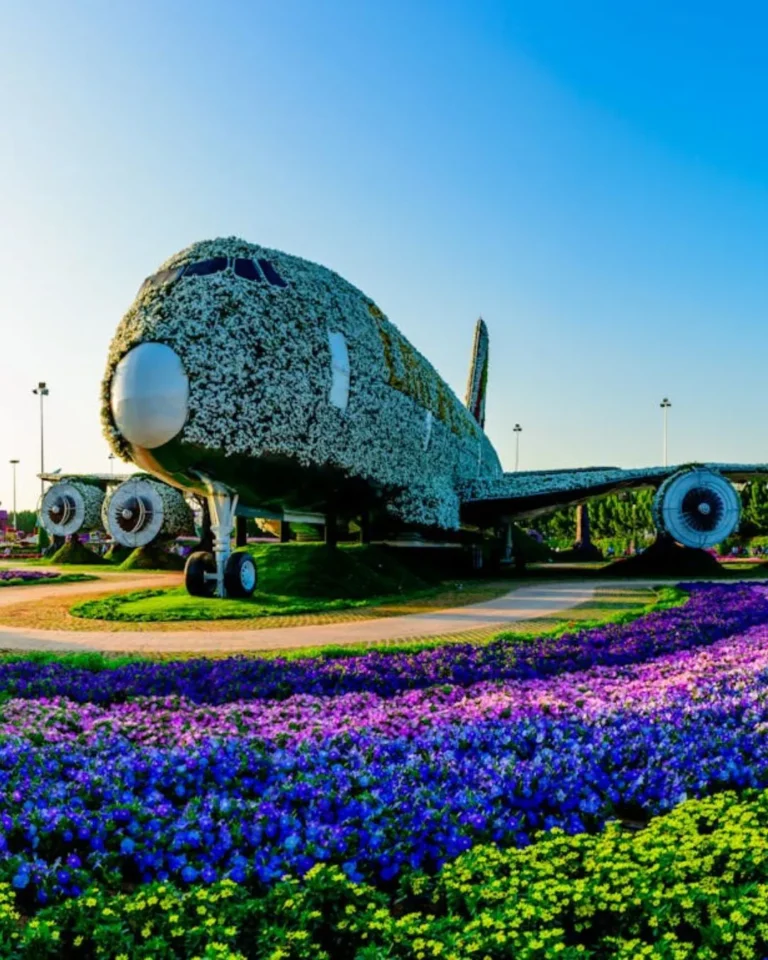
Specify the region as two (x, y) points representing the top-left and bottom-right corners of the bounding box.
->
(103, 237), (502, 530)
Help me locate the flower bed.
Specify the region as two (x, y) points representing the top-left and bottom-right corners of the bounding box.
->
(1, 790), (767, 958)
(0, 583), (767, 955)
(0, 571), (94, 588)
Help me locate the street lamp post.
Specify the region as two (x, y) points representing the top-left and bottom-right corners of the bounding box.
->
(9, 461), (19, 530)
(513, 423), (523, 472)
(32, 382), (49, 500)
(660, 397), (672, 466)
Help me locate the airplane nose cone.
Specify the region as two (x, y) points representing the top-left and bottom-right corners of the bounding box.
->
(111, 342), (189, 449)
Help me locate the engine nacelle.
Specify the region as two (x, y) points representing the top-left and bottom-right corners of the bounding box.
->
(652, 467), (740, 549)
(103, 477), (193, 547)
(39, 481), (105, 537)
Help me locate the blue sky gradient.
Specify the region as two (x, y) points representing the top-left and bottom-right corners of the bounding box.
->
(2, 1), (767, 509)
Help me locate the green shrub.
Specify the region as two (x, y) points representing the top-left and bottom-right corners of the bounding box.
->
(48, 539), (108, 566)
(6, 784), (768, 957)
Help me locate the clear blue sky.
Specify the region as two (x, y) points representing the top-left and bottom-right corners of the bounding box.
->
(2, 0), (768, 511)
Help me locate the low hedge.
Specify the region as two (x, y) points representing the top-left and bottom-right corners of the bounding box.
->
(2, 788), (768, 958)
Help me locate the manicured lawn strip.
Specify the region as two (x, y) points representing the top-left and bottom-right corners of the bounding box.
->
(0, 583), (753, 705)
(0, 574), (96, 589)
(69, 585), (445, 622)
(0, 790), (766, 957)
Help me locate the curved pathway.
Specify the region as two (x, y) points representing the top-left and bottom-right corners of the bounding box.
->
(0, 580), (599, 654)
(0, 572), (182, 609)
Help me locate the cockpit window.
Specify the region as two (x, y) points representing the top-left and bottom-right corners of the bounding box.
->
(137, 255), (288, 297)
(182, 257), (228, 278)
(234, 258), (262, 281)
(257, 259), (288, 287)
(138, 266), (184, 295)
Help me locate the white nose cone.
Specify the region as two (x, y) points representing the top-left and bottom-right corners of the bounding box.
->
(111, 342), (189, 449)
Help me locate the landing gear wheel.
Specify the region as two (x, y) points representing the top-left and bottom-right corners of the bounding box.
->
(224, 552), (258, 598)
(185, 551), (216, 597)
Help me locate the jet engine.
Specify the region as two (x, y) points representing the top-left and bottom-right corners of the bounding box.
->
(103, 477), (193, 548)
(39, 480), (105, 537)
(652, 467), (740, 549)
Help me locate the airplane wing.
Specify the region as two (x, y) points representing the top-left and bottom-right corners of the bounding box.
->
(459, 462), (768, 525)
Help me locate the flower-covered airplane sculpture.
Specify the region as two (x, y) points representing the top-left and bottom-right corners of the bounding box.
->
(96, 236), (767, 597)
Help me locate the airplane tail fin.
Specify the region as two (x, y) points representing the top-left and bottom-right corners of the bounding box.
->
(464, 317), (489, 429)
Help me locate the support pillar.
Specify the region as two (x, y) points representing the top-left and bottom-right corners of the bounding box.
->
(324, 511), (338, 548)
(573, 503), (602, 560)
(235, 516), (248, 548)
(197, 499), (214, 553)
(278, 521), (290, 543)
(198, 479), (238, 598)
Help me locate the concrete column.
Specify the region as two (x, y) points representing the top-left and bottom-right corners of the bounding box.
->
(235, 516), (248, 548)
(324, 511), (338, 548)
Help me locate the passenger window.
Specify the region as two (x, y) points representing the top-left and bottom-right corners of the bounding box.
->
(234, 258), (262, 281)
(183, 257), (228, 277)
(257, 259), (288, 287)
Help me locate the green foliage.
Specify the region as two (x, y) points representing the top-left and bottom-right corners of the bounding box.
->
(244, 544), (430, 599)
(12, 511), (38, 535)
(510, 524), (553, 563)
(536, 489), (656, 548)
(740, 480), (768, 536)
(1, 785), (768, 957)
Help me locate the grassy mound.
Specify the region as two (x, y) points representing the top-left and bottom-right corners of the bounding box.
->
(48, 539), (109, 566)
(604, 537), (723, 577)
(103, 544), (132, 564)
(245, 543), (430, 598)
(119, 544), (185, 571)
(511, 524), (554, 563)
(72, 544), (436, 622)
(71, 587), (386, 622)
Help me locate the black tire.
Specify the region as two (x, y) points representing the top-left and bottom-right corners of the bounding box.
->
(185, 551), (216, 597)
(224, 551), (258, 598)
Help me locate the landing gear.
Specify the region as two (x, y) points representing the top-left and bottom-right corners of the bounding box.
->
(187, 477), (258, 599)
(185, 551), (216, 597)
(224, 552), (258, 598)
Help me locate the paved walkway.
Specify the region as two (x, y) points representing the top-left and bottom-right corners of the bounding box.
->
(0, 581), (598, 654)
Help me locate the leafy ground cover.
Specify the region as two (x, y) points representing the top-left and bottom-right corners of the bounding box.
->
(70, 544), (444, 622)
(1, 789), (767, 958)
(0, 571), (95, 588)
(0, 582), (766, 956)
(69, 586), (399, 622)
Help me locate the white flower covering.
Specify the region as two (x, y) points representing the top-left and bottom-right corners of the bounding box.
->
(77, 483), (107, 531)
(462, 462), (768, 510)
(102, 237), (501, 529)
(151, 480), (194, 538)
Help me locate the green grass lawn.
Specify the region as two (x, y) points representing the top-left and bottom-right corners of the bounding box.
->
(71, 544), (440, 621)
(70, 586), (434, 622)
